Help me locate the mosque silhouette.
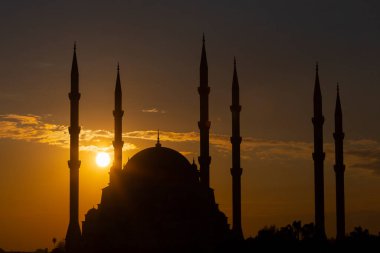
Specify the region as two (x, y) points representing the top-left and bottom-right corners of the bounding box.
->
(64, 37), (346, 253)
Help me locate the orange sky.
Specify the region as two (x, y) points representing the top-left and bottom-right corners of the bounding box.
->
(1, 0), (380, 251)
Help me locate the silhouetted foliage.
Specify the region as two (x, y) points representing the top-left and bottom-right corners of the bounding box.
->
(2, 222), (379, 253)
(292, 220), (302, 240)
(50, 240), (65, 253)
(219, 221), (380, 253)
(34, 249), (48, 253)
(300, 222), (316, 240)
(349, 226), (369, 239)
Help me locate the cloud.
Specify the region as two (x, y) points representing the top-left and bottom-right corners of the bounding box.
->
(141, 108), (166, 114)
(1, 114), (41, 125)
(34, 62), (54, 68)
(125, 130), (199, 142)
(0, 114), (68, 148)
(1, 114), (380, 174)
(0, 114), (136, 153)
(124, 130), (380, 174)
(344, 139), (380, 174)
(179, 151), (194, 157)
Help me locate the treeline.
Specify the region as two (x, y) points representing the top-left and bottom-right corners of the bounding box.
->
(220, 221), (380, 253)
(4, 221), (379, 253)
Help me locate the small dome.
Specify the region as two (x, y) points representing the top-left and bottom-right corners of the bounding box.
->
(85, 207), (98, 221)
(124, 145), (198, 185)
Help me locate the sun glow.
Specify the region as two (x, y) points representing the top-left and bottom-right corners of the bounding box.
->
(96, 152), (111, 167)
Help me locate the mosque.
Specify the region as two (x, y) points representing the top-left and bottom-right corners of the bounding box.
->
(65, 37), (244, 253)
(64, 37), (346, 252)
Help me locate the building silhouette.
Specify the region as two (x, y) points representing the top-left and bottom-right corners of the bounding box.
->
(63, 40), (350, 253)
(334, 85), (346, 240)
(110, 64), (124, 186)
(230, 58), (243, 240)
(65, 37), (243, 253)
(65, 44), (82, 253)
(312, 63), (326, 239)
(198, 34), (211, 188)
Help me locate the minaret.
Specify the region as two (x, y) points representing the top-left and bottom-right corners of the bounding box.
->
(66, 44), (82, 252)
(110, 64), (124, 185)
(198, 34), (211, 188)
(230, 58), (243, 239)
(334, 84), (345, 240)
(312, 63), (326, 239)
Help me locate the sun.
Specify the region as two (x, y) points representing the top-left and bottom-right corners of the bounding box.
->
(96, 152), (111, 168)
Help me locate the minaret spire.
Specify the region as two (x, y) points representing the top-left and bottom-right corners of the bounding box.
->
(71, 43), (78, 93)
(334, 83), (346, 240)
(230, 58), (243, 239)
(312, 62), (326, 239)
(110, 63), (124, 185)
(66, 43), (82, 253)
(198, 34), (211, 188)
(156, 129), (161, 147)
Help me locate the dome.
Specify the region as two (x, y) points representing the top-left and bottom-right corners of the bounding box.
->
(83, 144), (230, 253)
(123, 145), (199, 185)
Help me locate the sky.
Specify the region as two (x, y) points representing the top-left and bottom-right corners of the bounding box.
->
(1, 0), (380, 251)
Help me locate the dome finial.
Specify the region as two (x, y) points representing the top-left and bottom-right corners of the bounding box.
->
(156, 129), (161, 147)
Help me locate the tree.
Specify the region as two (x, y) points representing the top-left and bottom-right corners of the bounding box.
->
(51, 240), (65, 253)
(349, 226), (369, 240)
(301, 222), (316, 240)
(292, 220), (302, 240)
